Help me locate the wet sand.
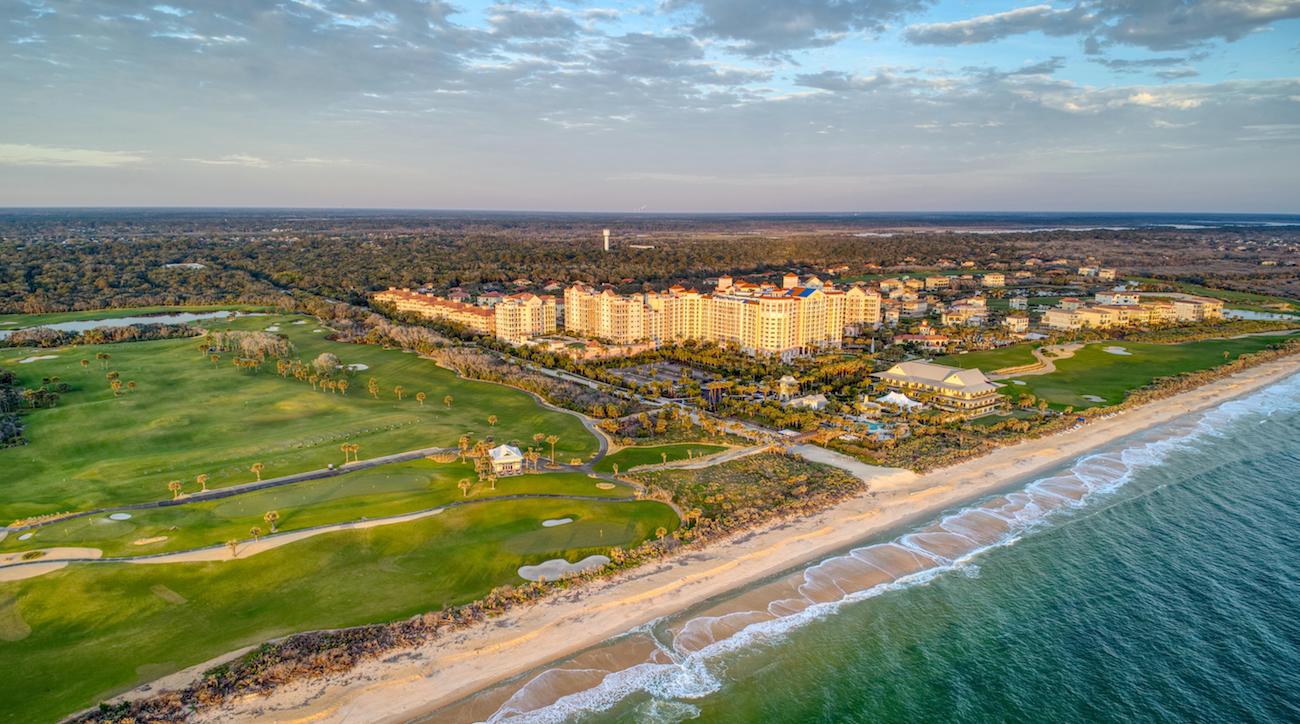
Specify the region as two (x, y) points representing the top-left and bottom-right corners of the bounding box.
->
(112, 355), (1300, 723)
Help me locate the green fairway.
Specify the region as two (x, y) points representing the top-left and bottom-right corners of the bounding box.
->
(0, 497), (678, 724)
(0, 463), (626, 558)
(939, 343), (1040, 371)
(0, 304), (272, 329)
(994, 334), (1298, 409)
(593, 443), (729, 473)
(0, 314), (596, 521)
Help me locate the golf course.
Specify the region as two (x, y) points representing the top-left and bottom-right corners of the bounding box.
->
(0, 309), (680, 722)
(943, 333), (1299, 408)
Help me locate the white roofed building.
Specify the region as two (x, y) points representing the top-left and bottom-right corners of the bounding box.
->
(488, 444), (524, 476)
(872, 360), (1003, 418)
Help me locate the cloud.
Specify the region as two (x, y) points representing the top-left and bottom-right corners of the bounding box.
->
(487, 4), (583, 38)
(904, 1), (1300, 51)
(0, 143), (145, 167)
(793, 70), (893, 92)
(182, 154), (271, 168)
(667, 0), (933, 55)
(904, 5), (1090, 45)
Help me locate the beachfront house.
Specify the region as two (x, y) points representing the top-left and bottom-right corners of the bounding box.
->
(872, 360), (1003, 418)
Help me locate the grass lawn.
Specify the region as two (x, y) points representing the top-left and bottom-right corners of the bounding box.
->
(0, 463), (627, 558)
(593, 443), (729, 473)
(0, 496), (678, 724)
(0, 304), (273, 329)
(0, 314), (596, 521)
(997, 334), (1298, 409)
(939, 343), (1040, 371)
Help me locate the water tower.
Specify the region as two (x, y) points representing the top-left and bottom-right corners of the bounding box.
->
(602, 228), (611, 252)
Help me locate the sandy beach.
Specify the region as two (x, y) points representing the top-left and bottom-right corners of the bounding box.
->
(126, 355), (1299, 723)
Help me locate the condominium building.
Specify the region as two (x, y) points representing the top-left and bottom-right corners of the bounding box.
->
(1042, 301), (1177, 331)
(1172, 296), (1225, 322)
(562, 277), (882, 358)
(940, 297), (989, 327)
(982, 272), (1006, 288)
(373, 288), (556, 343)
(872, 360), (1003, 418)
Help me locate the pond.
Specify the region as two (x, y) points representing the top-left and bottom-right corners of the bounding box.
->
(1224, 309), (1298, 321)
(0, 310), (263, 340)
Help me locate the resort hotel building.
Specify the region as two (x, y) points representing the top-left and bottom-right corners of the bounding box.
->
(372, 288), (557, 343)
(562, 275), (883, 359)
(872, 360), (1003, 418)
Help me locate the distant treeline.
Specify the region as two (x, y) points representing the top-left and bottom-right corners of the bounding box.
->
(1, 323), (201, 349)
(5, 211), (1296, 315)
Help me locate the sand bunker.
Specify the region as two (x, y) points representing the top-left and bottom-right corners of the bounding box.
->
(1102, 346), (1132, 355)
(517, 555), (610, 582)
(541, 518), (573, 528)
(343, 363), (369, 371)
(265, 325), (281, 332)
(1011, 380), (1026, 385)
(313, 329), (324, 333)
(293, 320), (308, 325)
(17, 533), (32, 541)
(133, 536), (169, 546)
(595, 482), (616, 490)
(109, 512), (133, 521)
(1083, 395), (1106, 402)
(18, 355), (58, 364)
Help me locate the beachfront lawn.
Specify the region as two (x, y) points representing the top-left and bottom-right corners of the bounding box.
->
(0, 304), (273, 329)
(999, 334), (1298, 409)
(0, 314), (596, 521)
(593, 443), (729, 473)
(0, 496), (679, 724)
(0, 463), (626, 558)
(939, 343), (1040, 371)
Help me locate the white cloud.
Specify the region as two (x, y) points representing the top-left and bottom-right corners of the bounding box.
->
(0, 143), (145, 167)
(182, 154), (271, 168)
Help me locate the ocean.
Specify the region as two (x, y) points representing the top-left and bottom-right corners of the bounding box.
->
(456, 371), (1300, 723)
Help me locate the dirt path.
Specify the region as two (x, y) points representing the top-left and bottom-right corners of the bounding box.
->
(990, 343), (1083, 379)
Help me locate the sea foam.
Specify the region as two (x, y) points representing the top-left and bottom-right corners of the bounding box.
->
(477, 372), (1300, 723)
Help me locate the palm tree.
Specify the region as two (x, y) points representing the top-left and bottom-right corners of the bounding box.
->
(656, 527), (668, 540)
(196, 473), (209, 492)
(250, 462), (264, 481)
(443, 394), (453, 408)
(127, 380), (137, 393)
(487, 414), (498, 427)
(367, 378), (380, 399)
(486, 473), (497, 491)
(661, 451), (668, 464)
(546, 435), (559, 465)
(167, 480), (182, 499)
(349, 443), (360, 461)
(210, 353), (220, 367)
(612, 463), (619, 476)
(264, 510), (280, 533)
(250, 526), (262, 542)
(457, 478), (472, 497)
(79, 359), (89, 370)
(394, 385), (405, 401)
(533, 432), (545, 445)
(337, 379), (349, 395)
(340, 442), (352, 463)
(415, 391), (426, 406)
(226, 539), (239, 557)
(110, 379), (123, 397)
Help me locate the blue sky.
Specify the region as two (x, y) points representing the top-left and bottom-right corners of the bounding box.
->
(2, 1), (1299, 211)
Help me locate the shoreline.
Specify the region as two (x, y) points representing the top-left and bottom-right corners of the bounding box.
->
(178, 353), (1300, 722)
(119, 354), (1300, 722)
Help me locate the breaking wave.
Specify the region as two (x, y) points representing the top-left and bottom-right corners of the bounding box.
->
(475, 372), (1300, 723)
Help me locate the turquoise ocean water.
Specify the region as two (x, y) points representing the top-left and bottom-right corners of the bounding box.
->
(461, 371), (1300, 723)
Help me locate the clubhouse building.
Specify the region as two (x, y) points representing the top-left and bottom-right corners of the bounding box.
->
(872, 360), (1003, 418)
(488, 444), (525, 476)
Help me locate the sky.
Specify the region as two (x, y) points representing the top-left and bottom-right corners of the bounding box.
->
(2, 0), (1299, 212)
